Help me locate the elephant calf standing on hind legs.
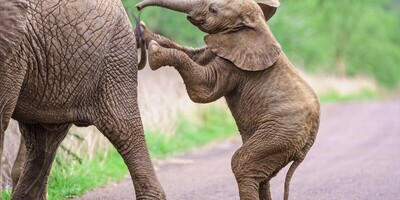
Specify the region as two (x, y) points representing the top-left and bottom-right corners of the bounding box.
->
(136, 0), (321, 199)
(0, 0), (166, 199)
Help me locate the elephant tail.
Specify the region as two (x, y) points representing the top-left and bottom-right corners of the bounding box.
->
(283, 156), (304, 200)
(284, 117), (319, 200)
(137, 38), (147, 70)
(0, 0), (28, 66)
(134, 15), (147, 70)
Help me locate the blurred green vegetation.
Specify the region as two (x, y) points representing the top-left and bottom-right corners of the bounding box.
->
(319, 89), (380, 104)
(123, 0), (400, 89)
(146, 106), (237, 158)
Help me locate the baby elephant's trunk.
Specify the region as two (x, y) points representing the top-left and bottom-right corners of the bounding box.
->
(136, 0), (195, 14)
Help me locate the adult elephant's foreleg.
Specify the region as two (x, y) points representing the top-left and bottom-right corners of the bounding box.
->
(95, 101), (166, 199)
(12, 123), (70, 200)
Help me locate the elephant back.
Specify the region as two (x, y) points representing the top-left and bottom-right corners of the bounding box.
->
(0, 0), (28, 66)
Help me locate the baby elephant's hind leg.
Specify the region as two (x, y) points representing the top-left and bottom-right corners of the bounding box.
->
(232, 131), (297, 200)
(258, 171), (279, 200)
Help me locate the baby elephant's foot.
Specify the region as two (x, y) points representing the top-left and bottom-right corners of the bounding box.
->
(148, 40), (167, 71)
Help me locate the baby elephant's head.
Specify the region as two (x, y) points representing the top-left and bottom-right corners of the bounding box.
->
(137, 0), (282, 72)
(136, 0), (279, 34)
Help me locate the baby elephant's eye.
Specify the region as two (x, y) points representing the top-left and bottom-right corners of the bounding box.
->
(209, 5), (218, 13)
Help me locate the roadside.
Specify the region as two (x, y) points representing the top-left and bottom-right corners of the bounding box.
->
(76, 101), (400, 200)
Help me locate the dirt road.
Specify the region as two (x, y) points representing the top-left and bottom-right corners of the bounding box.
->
(76, 101), (400, 200)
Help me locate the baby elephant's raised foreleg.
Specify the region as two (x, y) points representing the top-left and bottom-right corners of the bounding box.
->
(139, 24), (213, 64)
(147, 41), (174, 70)
(147, 41), (235, 103)
(139, 23), (188, 51)
(147, 40), (198, 74)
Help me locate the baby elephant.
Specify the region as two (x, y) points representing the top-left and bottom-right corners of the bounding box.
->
(136, 0), (320, 199)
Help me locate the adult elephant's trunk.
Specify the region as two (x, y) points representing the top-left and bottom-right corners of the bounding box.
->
(136, 0), (196, 14)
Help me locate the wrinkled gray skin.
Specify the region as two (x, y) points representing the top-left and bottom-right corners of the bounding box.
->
(0, 0), (166, 199)
(136, 0), (320, 199)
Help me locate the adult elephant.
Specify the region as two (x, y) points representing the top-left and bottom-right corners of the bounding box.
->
(0, 0), (165, 199)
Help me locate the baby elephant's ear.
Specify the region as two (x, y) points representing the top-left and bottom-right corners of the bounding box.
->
(257, 0), (280, 21)
(205, 26), (281, 71)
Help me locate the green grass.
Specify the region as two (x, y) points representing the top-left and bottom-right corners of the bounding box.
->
(47, 150), (128, 199)
(1, 189), (11, 200)
(1, 147), (128, 200)
(319, 89), (380, 104)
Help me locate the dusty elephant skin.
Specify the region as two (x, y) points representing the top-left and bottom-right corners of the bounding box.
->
(136, 0), (320, 199)
(0, 0), (166, 199)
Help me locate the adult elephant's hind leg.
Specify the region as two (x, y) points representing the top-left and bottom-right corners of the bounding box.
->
(1, 99), (20, 190)
(0, 71), (25, 192)
(0, 115), (6, 192)
(12, 123), (70, 200)
(1, 0), (28, 189)
(96, 119), (165, 199)
(95, 90), (166, 199)
(95, 19), (165, 198)
(11, 135), (25, 193)
(1, 103), (19, 190)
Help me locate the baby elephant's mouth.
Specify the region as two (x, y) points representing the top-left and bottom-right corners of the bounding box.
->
(187, 15), (205, 25)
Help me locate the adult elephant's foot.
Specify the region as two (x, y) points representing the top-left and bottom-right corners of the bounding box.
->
(148, 40), (168, 71)
(136, 186), (167, 200)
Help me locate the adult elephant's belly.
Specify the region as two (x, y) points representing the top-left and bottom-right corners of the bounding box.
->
(12, 78), (98, 125)
(12, 103), (90, 125)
